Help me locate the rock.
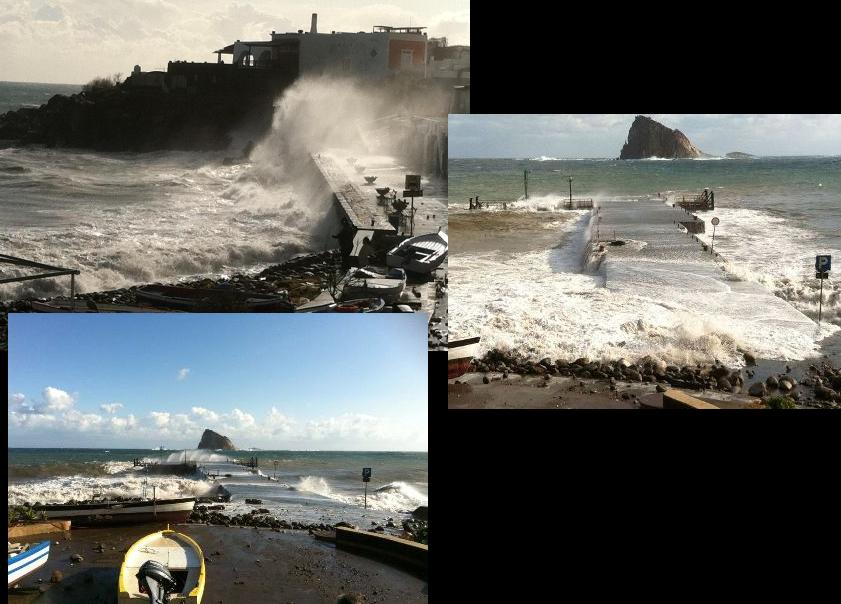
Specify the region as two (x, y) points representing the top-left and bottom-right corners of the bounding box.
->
(411, 505), (428, 520)
(337, 594), (366, 604)
(743, 352), (757, 366)
(482, 376), (490, 384)
(779, 379), (794, 392)
(815, 385), (835, 401)
(70, 553), (84, 562)
(710, 365), (731, 379)
(748, 382), (767, 397)
(335, 521), (356, 529)
(765, 375), (779, 389)
(725, 151), (756, 159)
(619, 115), (704, 159)
(717, 378), (732, 391)
(655, 384), (667, 393)
(197, 428), (236, 450)
(51, 570), (64, 583)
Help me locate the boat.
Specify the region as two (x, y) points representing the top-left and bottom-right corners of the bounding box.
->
(386, 230), (448, 274)
(338, 266), (406, 303)
(8, 540), (50, 587)
(335, 298), (385, 313)
(135, 285), (294, 312)
(118, 528), (205, 603)
(31, 300), (169, 312)
(295, 290), (337, 313)
(33, 497), (196, 526)
(448, 336), (481, 379)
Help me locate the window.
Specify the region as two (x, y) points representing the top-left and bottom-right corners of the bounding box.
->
(401, 49), (413, 67)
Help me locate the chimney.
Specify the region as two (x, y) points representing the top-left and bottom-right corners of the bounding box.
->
(310, 13), (317, 34)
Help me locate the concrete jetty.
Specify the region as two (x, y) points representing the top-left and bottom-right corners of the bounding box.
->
(591, 199), (816, 351)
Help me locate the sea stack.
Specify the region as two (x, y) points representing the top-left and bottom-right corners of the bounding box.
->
(619, 115), (704, 159)
(197, 428), (236, 450)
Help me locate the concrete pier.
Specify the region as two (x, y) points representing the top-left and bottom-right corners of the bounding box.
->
(591, 199), (816, 349)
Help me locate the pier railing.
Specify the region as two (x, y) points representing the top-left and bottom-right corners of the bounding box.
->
(676, 189), (715, 211)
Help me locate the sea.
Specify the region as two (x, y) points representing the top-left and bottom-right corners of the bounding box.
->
(0, 79), (418, 299)
(449, 156), (841, 367)
(0, 81), (82, 115)
(8, 448), (428, 528)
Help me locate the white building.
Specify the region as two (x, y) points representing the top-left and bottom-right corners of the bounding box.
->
(225, 14), (428, 80)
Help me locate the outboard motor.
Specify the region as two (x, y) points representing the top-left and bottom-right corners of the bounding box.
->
(136, 560), (178, 604)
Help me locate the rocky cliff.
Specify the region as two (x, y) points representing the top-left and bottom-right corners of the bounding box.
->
(619, 115), (704, 159)
(197, 429), (236, 450)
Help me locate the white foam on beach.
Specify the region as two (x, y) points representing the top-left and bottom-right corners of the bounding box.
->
(695, 207), (841, 327)
(450, 211), (828, 367)
(8, 474), (214, 506)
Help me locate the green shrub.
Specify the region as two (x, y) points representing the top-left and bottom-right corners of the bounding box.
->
(766, 395), (796, 409)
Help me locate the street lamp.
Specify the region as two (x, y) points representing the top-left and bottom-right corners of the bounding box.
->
(523, 169), (530, 200)
(567, 175), (573, 204)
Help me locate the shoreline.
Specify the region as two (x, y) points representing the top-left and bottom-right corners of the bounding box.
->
(451, 351), (841, 409)
(1, 247), (448, 349)
(7, 522), (428, 603)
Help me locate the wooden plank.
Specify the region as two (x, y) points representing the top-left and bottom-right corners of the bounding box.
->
(662, 389), (720, 409)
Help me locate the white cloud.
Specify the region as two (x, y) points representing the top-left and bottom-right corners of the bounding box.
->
(100, 403), (123, 414)
(177, 368), (190, 381)
(150, 411), (170, 427)
(41, 386), (75, 412)
(228, 408), (255, 429)
(191, 406), (219, 422)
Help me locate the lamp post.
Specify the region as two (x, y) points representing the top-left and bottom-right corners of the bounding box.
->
(524, 169), (530, 200)
(568, 175), (573, 204)
(273, 459), (278, 479)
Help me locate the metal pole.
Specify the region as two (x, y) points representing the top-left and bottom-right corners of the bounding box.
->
(569, 177), (573, 204)
(364, 481), (367, 510)
(711, 225), (716, 254)
(410, 195), (414, 237)
(70, 273), (75, 312)
(524, 170), (529, 200)
(819, 277), (823, 325)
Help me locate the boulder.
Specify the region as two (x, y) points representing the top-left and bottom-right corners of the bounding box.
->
(411, 505), (428, 521)
(748, 382), (767, 397)
(743, 352), (757, 366)
(766, 375), (779, 389)
(779, 379), (794, 392)
(619, 115), (704, 159)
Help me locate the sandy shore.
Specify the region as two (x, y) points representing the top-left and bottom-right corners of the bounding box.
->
(8, 523), (427, 604)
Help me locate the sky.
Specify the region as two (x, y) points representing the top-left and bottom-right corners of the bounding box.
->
(8, 314), (428, 451)
(448, 114), (841, 158)
(0, 0), (469, 84)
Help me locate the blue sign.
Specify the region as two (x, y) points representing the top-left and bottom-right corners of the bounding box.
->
(816, 255), (831, 272)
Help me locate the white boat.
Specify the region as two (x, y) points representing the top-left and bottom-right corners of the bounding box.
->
(295, 290), (337, 313)
(118, 528), (205, 603)
(448, 336), (481, 379)
(386, 230), (448, 274)
(8, 540), (50, 587)
(338, 266), (406, 303)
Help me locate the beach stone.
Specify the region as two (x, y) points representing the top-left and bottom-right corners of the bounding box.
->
(779, 379), (794, 392)
(743, 352), (757, 366)
(815, 385), (835, 401)
(748, 382), (767, 397)
(482, 376), (489, 384)
(50, 570), (63, 583)
(710, 365), (731, 379)
(766, 375), (779, 389)
(717, 378), (732, 391)
(655, 384), (667, 393)
(70, 553), (83, 562)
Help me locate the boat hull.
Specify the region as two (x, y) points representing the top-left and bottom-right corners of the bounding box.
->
(118, 529), (205, 603)
(447, 337), (481, 380)
(8, 541), (50, 587)
(34, 498), (195, 526)
(386, 232), (448, 274)
(136, 286), (293, 312)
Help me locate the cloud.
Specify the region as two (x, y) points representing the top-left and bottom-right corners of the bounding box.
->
(191, 406), (219, 422)
(228, 408), (255, 429)
(100, 403), (123, 414)
(41, 387), (75, 412)
(150, 411), (170, 427)
(177, 368), (190, 381)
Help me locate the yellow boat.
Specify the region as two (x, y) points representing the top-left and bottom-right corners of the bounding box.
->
(118, 528), (205, 603)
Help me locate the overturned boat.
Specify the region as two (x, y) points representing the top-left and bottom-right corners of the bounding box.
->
(387, 230), (448, 274)
(33, 497), (196, 526)
(135, 285), (293, 312)
(8, 540), (50, 587)
(448, 336), (481, 379)
(118, 528), (205, 603)
(338, 266), (406, 303)
(335, 297), (386, 313)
